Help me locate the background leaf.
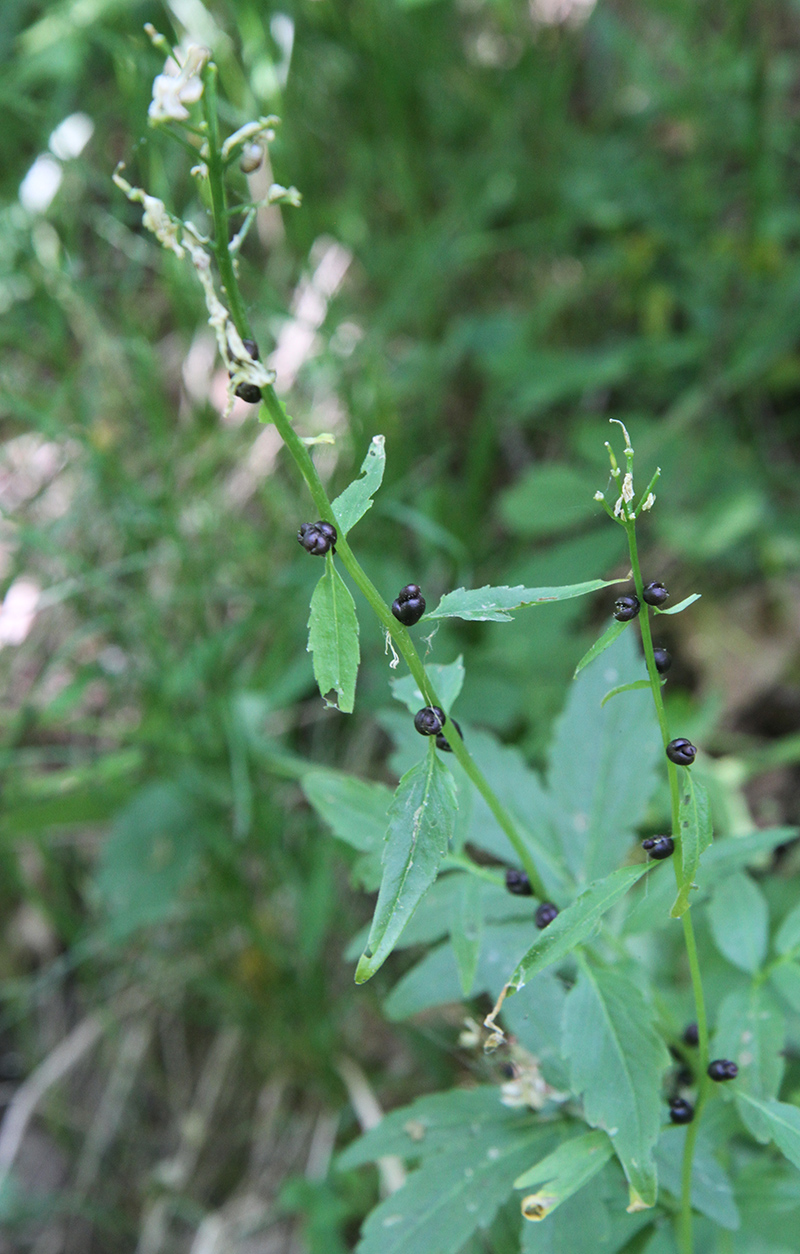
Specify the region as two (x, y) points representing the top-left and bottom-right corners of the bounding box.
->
(654, 1129), (739, 1230)
(497, 464), (601, 538)
(574, 619), (629, 677)
(514, 1130), (613, 1218)
(562, 965), (669, 1207)
(713, 986), (785, 1142)
(707, 872), (769, 973)
(306, 554), (360, 712)
(356, 746), (457, 982)
(390, 657), (465, 716)
(331, 434), (386, 534)
(548, 631), (662, 883)
(450, 874), (481, 996)
(735, 1097), (800, 1172)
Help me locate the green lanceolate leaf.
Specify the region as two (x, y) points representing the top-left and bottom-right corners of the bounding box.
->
(353, 1123), (557, 1254)
(654, 1129), (739, 1230)
(450, 873), (481, 996)
(671, 768), (713, 918)
(735, 1095), (800, 1172)
(390, 656), (465, 716)
(600, 679), (654, 707)
(424, 579), (623, 623)
(331, 434), (386, 535)
(714, 986), (785, 1143)
(507, 863), (651, 991)
(562, 965), (669, 1208)
(356, 744), (457, 983)
(708, 871), (769, 974)
(307, 552), (360, 712)
(514, 1131), (613, 1221)
(653, 593), (701, 616)
(574, 618), (629, 676)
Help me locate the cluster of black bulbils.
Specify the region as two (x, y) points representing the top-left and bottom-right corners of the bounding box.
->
(666, 1022), (738, 1123)
(230, 338), (263, 404)
(298, 520), (337, 556)
(503, 869), (559, 928)
(613, 580), (669, 623)
(392, 584), (426, 626)
(413, 705), (462, 753)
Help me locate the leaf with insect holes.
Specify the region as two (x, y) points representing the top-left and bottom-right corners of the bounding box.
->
(356, 745), (457, 983)
(331, 434), (385, 535)
(424, 579), (624, 623)
(563, 965), (669, 1208)
(306, 553), (360, 712)
(671, 768), (713, 918)
(574, 618), (630, 676)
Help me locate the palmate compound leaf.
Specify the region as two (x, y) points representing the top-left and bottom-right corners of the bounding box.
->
(424, 579), (624, 623)
(331, 434), (386, 535)
(355, 743), (458, 983)
(671, 768), (713, 918)
(306, 552), (360, 712)
(562, 965), (670, 1209)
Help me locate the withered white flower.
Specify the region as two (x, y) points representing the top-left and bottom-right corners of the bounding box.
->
(148, 45), (210, 124)
(112, 166), (184, 257)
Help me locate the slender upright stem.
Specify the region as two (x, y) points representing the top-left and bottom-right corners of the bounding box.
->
(623, 516), (710, 1254)
(200, 85), (547, 901)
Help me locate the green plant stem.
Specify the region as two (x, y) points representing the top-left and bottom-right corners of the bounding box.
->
(624, 516), (710, 1254)
(198, 81), (547, 900)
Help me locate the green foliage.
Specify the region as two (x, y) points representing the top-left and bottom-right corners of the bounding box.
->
(714, 985), (785, 1143)
(307, 552), (361, 712)
(574, 619), (630, 676)
(332, 434), (386, 535)
(425, 580), (622, 623)
(563, 965), (670, 1208)
(671, 770), (713, 919)
(708, 872), (769, 974)
(356, 744), (458, 982)
(514, 1130), (613, 1219)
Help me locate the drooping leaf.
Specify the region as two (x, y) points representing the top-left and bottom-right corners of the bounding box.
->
(331, 434), (386, 535)
(653, 593), (701, 616)
(307, 553), (360, 712)
(708, 872), (769, 974)
(671, 769), (713, 918)
(356, 746), (457, 983)
(353, 1123), (558, 1254)
(424, 579), (623, 623)
(735, 1095), (800, 1172)
(713, 986), (785, 1143)
(515, 1131), (613, 1220)
(574, 618), (629, 677)
(508, 864), (652, 992)
(450, 874), (482, 996)
(390, 657), (465, 716)
(654, 1128), (739, 1230)
(562, 965), (669, 1208)
(549, 630), (661, 882)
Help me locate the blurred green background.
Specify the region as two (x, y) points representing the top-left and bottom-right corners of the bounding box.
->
(1, 0), (800, 1248)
